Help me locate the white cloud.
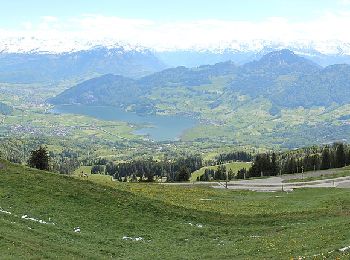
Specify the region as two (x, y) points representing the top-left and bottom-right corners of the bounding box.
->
(22, 21), (33, 30)
(2, 12), (350, 53)
(339, 0), (350, 5)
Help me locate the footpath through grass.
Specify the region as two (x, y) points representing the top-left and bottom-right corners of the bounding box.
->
(1, 160), (350, 259)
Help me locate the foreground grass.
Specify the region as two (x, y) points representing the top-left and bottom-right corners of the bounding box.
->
(1, 160), (350, 259)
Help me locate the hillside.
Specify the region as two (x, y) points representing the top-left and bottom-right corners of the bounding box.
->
(0, 47), (165, 83)
(51, 49), (350, 111)
(48, 50), (350, 147)
(48, 74), (143, 108)
(2, 160), (350, 258)
(49, 61), (238, 113)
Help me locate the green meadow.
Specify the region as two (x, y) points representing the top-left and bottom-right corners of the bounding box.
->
(1, 160), (350, 259)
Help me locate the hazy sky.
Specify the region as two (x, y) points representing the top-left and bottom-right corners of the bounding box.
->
(1, 0), (348, 26)
(1, 0), (350, 51)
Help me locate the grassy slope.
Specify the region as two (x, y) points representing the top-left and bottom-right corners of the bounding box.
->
(73, 166), (93, 175)
(190, 162), (252, 181)
(1, 160), (350, 259)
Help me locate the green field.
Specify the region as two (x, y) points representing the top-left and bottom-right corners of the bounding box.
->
(190, 161), (252, 181)
(2, 160), (350, 259)
(73, 166), (93, 175)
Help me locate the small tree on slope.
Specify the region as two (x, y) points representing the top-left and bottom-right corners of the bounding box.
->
(28, 146), (49, 171)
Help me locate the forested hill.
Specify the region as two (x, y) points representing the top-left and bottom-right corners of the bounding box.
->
(50, 49), (350, 112)
(49, 61), (238, 112)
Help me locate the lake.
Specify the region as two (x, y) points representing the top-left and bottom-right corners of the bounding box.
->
(50, 104), (198, 141)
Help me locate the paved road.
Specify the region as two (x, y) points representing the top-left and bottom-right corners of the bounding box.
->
(163, 168), (350, 191)
(212, 176), (350, 191)
(279, 168), (343, 180)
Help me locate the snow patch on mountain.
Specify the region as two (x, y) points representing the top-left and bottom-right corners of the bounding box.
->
(1, 35), (350, 58)
(0, 36), (149, 54)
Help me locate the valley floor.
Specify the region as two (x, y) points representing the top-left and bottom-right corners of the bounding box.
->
(1, 160), (350, 259)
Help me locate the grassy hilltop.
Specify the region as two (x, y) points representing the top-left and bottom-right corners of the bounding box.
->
(1, 160), (350, 259)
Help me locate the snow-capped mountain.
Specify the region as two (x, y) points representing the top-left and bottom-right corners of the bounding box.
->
(0, 44), (165, 83)
(0, 36), (149, 54)
(1, 36), (350, 83)
(155, 40), (350, 68)
(1, 36), (350, 57)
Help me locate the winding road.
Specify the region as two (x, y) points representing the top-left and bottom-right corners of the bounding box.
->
(164, 167), (350, 191)
(212, 168), (350, 191)
(212, 176), (350, 191)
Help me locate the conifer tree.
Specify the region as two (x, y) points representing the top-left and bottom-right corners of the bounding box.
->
(28, 146), (49, 171)
(321, 146), (331, 170)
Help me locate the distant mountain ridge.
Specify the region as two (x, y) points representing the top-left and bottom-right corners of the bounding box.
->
(2, 37), (350, 84)
(0, 46), (165, 83)
(50, 49), (350, 113)
(49, 62), (238, 112)
(229, 50), (350, 109)
(156, 46), (350, 68)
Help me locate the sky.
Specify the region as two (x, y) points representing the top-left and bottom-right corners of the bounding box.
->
(0, 0), (347, 25)
(1, 0), (350, 52)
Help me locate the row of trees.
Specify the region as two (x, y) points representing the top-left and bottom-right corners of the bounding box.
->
(216, 151), (253, 164)
(198, 165), (236, 181)
(14, 145), (202, 182)
(22, 142), (350, 182)
(244, 143), (350, 179)
(105, 155), (202, 182)
(248, 153), (278, 177)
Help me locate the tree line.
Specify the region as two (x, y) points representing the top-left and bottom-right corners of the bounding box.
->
(105, 155), (203, 182)
(198, 165), (236, 181)
(215, 151), (253, 164)
(18, 142), (350, 182)
(244, 143), (350, 179)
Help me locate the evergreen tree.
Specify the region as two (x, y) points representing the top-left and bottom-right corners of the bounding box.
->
(271, 153), (278, 176)
(28, 146), (49, 171)
(321, 146), (331, 170)
(335, 143), (346, 168)
(346, 150), (350, 166)
(214, 165), (226, 180)
(176, 166), (190, 181)
(237, 168), (247, 179)
(249, 153), (271, 177)
(145, 169), (154, 182)
(227, 168), (234, 180)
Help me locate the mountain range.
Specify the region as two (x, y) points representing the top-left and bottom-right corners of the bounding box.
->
(0, 46), (165, 83)
(50, 49), (350, 113)
(2, 39), (350, 84)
